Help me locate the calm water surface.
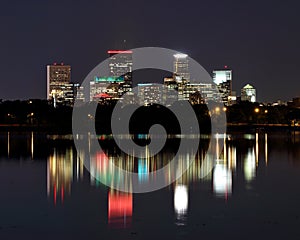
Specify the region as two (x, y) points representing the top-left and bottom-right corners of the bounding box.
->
(0, 131), (300, 240)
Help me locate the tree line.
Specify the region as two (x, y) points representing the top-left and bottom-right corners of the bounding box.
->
(0, 100), (299, 133)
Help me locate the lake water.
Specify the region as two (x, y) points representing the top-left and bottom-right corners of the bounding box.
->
(0, 131), (300, 240)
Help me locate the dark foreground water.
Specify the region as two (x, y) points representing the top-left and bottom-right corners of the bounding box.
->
(0, 131), (300, 240)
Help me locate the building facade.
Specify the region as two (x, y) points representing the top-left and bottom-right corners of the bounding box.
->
(173, 53), (190, 82)
(90, 50), (134, 102)
(137, 83), (165, 106)
(60, 82), (84, 105)
(108, 50), (133, 94)
(164, 77), (178, 105)
(47, 63), (73, 106)
(173, 53), (190, 100)
(241, 84), (256, 102)
(212, 67), (232, 105)
(90, 76), (124, 101)
(184, 83), (219, 104)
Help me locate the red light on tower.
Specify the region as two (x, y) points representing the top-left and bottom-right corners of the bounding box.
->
(224, 65), (228, 69)
(107, 50), (133, 54)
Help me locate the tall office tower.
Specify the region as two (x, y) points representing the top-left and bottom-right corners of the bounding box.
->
(212, 66), (232, 105)
(241, 84), (256, 102)
(173, 53), (190, 81)
(108, 50), (133, 93)
(173, 53), (190, 101)
(47, 63), (71, 107)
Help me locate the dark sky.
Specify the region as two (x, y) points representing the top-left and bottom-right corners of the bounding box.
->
(0, 0), (299, 102)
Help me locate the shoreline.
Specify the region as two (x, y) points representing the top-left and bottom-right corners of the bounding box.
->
(0, 123), (299, 134)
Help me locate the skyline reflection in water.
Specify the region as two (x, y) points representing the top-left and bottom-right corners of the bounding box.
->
(47, 132), (270, 227)
(1, 131), (300, 237)
(0, 133), (283, 195)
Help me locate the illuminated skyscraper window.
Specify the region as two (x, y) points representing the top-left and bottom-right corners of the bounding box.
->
(212, 67), (232, 105)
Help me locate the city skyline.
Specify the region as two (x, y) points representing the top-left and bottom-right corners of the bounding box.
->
(45, 55), (269, 106)
(1, 53), (298, 103)
(0, 1), (299, 101)
(3, 55), (295, 106)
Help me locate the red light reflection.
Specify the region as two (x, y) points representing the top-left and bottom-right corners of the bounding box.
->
(108, 191), (133, 228)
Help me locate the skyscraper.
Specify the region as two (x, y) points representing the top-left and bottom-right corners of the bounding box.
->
(47, 63), (71, 106)
(241, 84), (256, 102)
(108, 50), (133, 94)
(212, 67), (232, 105)
(173, 53), (190, 100)
(90, 50), (134, 102)
(108, 50), (133, 77)
(173, 53), (190, 82)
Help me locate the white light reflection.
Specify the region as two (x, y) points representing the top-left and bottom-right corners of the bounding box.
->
(244, 148), (256, 182)
(224, 137), (227, 162)
(255, 133), (259, 166)
(7, 132), (10, 158)
(224, 135), (237, 170)
(228, 145), (236, 170)
(76, 150), (84, 181)
(31, 131), (34, 159)
(216, 134), (220, 158)
(265, 133), (268, 166)
(88, 132), (91, 153)
(174, 184), (188, 225)
(244, 134), (255, 140)
(213, 163), (232, 198)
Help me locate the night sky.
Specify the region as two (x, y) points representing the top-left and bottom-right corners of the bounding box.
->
(0, 0), (299, 102)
